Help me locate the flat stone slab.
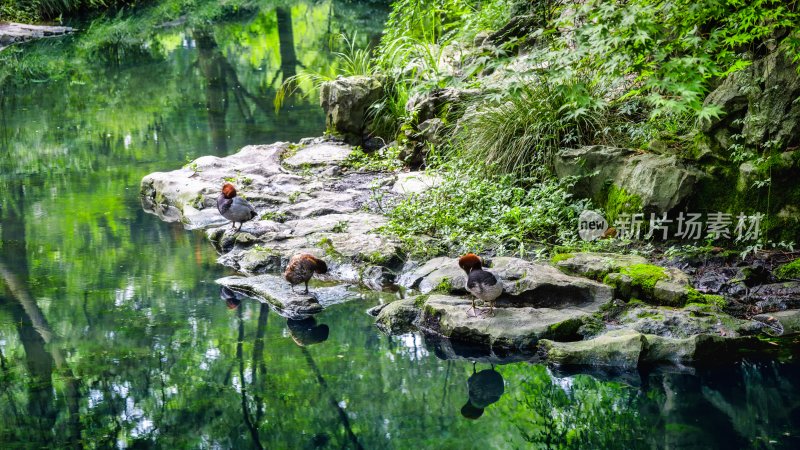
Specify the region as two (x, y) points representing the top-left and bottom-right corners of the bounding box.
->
(217, 274), (358, 319)
(0, 22), (73, 49)
(540, 329), (763, 368)
(419, 294), (607, 350)
(398, 256), (613, 307)
(283, 142), (353, 167)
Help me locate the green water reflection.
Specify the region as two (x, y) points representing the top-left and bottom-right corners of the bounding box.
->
(1, 1), (799, 449)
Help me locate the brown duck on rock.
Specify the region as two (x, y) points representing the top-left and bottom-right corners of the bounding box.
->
(284, 254), (328, 294)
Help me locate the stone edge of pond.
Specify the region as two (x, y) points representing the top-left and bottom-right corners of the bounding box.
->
(0, 22), (74, 51)
(140, 138), (798, 369)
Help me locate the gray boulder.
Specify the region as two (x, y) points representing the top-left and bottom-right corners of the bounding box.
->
(491, 257), (613, 306)
(703, 50), (800, 151)
(540, 328), (761, 368)
(554, 146), (704, 213)
(620, 305), (757, 339)
(375, 299), (420, 334)
(540, 329), (646, 369)
(418, 294), (605, 350)
(555, 252), (649, 280)
(399, 256), (613, 306)
(320, 76), (382, 139)
(217, 275), (359, 319)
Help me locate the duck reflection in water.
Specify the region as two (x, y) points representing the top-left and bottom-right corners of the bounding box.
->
(461, 363), (505, 420)
(220, 286), (241, 310)
(287, 317), (329, 347)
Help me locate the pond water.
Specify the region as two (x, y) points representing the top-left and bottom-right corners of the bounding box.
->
(1, 1), (800, 449)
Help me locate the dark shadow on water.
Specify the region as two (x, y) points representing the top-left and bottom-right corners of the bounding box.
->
(460, 363), (505, 420)
(287, 317), (330, 347)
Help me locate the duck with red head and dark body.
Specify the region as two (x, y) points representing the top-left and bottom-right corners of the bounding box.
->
(217, 183), (257, 231)
(459, 253), (503, 317)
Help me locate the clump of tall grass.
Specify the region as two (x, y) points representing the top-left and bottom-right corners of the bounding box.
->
(274, 32), (376, 112)
(457, 78), (607, 176)
(367, 78), (411, 139)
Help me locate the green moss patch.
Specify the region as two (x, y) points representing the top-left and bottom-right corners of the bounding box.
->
(686, 287), (727, 310)
(775, 258), (800, 281)
(604, 185), (643, 224)
(611, 264), (667, 290)
(551, 252), (575, 264)
(413, 294), (430, 308)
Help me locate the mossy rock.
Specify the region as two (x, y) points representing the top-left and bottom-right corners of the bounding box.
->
(550, 253), (575, 264)
(555, 252), (649, 281)
(375, 299), (420, 334)
(540, 329), (646, 368)
(686, 287), (727, 310)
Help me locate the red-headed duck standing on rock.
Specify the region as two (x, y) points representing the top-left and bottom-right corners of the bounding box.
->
(217, 183), (257, 231)
(284, 254), (328, 294)
(459, 253), (503, 317)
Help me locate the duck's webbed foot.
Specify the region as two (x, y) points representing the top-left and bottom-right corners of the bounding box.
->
(466, 300), (478, 317)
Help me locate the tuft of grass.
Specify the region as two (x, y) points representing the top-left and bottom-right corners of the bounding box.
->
(457, 79), (607, 176)
(260, 211), (287, 223)
(274, 32), (376, 112)
(317, 237), (342, 259)
(433, 277), (453, 293)
(332, 221), (349, 233)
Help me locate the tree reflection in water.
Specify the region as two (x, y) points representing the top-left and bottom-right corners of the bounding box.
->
(0, 1), (799, 448)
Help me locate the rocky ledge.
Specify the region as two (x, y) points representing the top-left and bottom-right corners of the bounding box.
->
(373, 252), (797, 368)
(376, 256), (613, 353)
(0, 22), (73, 50)
(142, 139), (799, 370)
(141, 137), (418, 288)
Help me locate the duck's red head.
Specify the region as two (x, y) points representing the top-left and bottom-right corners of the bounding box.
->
(225, 298), (241, 310)
(459, 253), (482, 273)
(221, 183), (237, 199)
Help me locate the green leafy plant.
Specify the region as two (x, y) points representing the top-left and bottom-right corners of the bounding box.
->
(380, 164), (591, 258)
